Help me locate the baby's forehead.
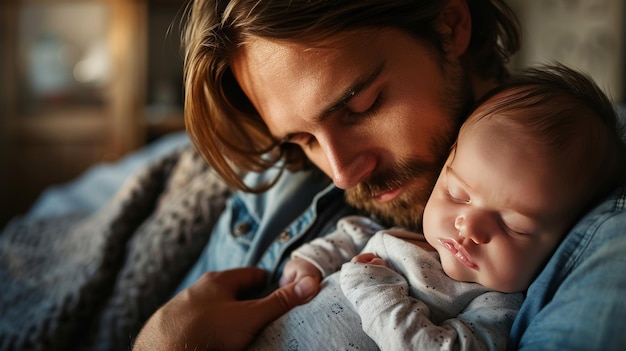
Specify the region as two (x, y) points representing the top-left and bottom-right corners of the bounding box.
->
(456, 114), (560, 174)
(458, 112), (521, 143)
(458, 100), (601, 184)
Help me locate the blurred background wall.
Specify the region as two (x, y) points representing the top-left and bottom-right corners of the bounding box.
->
(0, 0), (624, 228)
(0, 0), (186, 227)
(507, 0), (625, 101)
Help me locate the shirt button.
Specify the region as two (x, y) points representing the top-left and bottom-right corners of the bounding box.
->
(277, 230), (291, 243)
(234, 222), (251, 235)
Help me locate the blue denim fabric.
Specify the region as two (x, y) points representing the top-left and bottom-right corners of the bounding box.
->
(509, 183), (626, 350)
(176, 167), (357, 292)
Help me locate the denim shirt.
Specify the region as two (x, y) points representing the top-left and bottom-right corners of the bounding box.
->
(177, 167), (359, 291)
(509, 183), (626, 350)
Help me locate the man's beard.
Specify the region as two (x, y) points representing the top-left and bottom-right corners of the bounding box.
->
(344, 157), (443, 232)
(345, 59), (472, 232)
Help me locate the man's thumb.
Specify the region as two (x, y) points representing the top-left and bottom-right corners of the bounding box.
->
(271, 276), (319, 311)
(250, 276), (320, 327)
(292, 276), (318, 302)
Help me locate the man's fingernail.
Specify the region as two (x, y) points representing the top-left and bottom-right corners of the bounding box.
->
(294, 277), (315, 300)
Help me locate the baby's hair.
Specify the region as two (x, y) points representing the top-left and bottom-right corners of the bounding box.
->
(181, 0), (521, 192)
(462, 64), (626, 207)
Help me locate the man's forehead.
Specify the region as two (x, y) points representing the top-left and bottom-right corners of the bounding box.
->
(231, 32), (387, 121)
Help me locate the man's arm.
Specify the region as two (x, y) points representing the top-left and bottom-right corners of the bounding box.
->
(511, 191), (626, 350)
(133, 268), (318, 351)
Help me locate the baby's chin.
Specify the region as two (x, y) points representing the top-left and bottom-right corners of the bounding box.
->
(438, 249), (528, 293)
(439, 256), (480, 285)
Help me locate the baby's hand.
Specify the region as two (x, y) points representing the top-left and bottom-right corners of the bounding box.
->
(351, 252), (388, 267)
(279, 257), (322, 287)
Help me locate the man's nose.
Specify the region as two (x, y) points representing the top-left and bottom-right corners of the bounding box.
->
(320, 135), (376, 189)
(454, 211), (493, 245)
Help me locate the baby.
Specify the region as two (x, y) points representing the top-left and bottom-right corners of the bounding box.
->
(249, 64), (626, 350)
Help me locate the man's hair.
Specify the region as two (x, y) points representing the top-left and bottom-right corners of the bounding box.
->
(182, 0), (521, 192)
(462, 64), (626, 207)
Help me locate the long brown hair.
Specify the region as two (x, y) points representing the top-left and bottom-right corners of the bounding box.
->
(182, 0), (521, 192)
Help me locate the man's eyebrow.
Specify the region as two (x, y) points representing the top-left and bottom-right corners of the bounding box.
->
(280, 61), (386, 143)
(316, 61), (386, 122)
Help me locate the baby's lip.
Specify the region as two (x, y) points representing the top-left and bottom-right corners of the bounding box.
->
(438, 238), (478, 270)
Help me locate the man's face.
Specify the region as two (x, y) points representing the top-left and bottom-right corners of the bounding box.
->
(423, 118), (580, 293)
(231, 28), (470, 230)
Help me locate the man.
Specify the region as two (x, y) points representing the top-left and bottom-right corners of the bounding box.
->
(176, 0), (515, 285)
(131, 0), (626, 349)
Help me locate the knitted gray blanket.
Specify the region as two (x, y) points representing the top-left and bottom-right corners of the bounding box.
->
(0, 146), (230, 351)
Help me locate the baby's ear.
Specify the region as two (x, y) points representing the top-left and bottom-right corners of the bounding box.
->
(434, 0), (472, 58)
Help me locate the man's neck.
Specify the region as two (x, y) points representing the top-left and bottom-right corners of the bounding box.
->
(470, 74), (501, 102)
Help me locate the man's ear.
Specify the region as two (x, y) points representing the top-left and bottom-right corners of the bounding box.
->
(434, 0), (472, 58)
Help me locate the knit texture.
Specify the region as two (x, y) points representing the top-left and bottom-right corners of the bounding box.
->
(0, 145), (230, 351)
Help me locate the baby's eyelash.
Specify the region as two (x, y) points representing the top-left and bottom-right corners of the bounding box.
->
(444, 188), (469, 204)
(498, 218), (531, 237)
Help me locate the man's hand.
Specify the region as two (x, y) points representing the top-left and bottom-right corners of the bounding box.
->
(133, 267), (319, 351)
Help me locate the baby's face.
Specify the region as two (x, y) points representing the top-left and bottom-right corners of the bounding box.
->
(422, 118), (582, 293)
